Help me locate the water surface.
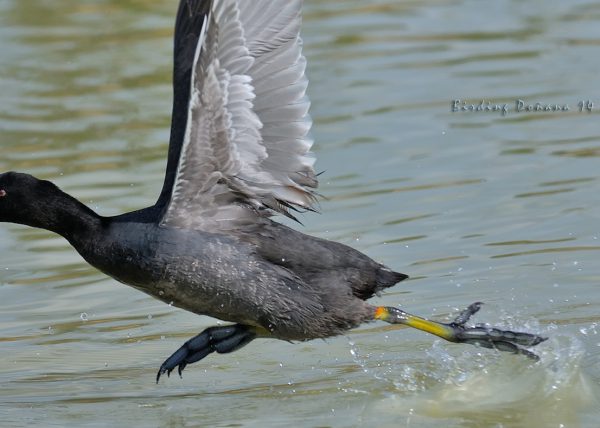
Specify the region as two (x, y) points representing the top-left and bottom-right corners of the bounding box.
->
(1, 0), (600, 427)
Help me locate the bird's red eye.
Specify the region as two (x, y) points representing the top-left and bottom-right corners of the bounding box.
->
(0, 189), (6, 197)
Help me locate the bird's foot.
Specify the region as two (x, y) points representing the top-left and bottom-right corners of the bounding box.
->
(445, 302), (547, 360)
(375, 302), (547, 360)
(156, 324), (255, 383)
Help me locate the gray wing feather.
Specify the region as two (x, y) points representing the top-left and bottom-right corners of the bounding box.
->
(162, 0), (316, 231)
(241, 0), (317, 192)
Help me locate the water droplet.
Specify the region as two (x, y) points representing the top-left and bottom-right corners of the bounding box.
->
(147, 314), (152, 320)
(168, 301), (174, 307)
(80, 313), (89, 322)
(158, 290), (165, 296)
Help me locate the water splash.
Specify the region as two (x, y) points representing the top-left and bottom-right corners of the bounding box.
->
(363, 331), (599, 427)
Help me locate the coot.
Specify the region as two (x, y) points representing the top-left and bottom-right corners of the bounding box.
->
(0, 0), (546, 382)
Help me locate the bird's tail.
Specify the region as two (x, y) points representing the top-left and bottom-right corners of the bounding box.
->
(374, 267), (408, 294)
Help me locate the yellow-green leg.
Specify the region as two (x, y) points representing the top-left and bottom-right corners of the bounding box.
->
(374, 302), (546, 359)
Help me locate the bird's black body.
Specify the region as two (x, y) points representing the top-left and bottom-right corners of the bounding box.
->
(0, 0), (546, 381)
(88, 217), (402, 341)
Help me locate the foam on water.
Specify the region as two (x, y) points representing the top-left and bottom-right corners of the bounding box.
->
(362, 333), (599, 427)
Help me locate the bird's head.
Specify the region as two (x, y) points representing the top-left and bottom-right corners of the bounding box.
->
(0, 171), (62, 228)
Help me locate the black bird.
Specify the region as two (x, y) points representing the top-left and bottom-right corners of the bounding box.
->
(0, 0), (546, 382)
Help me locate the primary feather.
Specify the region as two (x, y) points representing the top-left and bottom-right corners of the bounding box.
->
(162, 0), (316, 231)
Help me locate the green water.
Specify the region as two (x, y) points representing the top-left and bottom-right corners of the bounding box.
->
(1, 0), (600, 426)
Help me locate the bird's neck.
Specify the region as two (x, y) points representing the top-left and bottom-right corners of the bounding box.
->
(26, 189), (104, 246)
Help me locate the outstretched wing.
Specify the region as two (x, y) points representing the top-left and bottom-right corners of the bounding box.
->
(157, 0), (210, 211)
(159, 0), (317, 231)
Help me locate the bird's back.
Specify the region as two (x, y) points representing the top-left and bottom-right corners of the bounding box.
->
(237, 220), (408, 301)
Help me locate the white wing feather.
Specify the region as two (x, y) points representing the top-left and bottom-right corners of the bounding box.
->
(162, 0), (316, 230)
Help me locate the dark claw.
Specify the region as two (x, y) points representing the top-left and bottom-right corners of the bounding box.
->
(452, 302), (483, 325)
(156, 346), (189, 383)
(448, 303), (548, 360)
(156, 324), (256, 383)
